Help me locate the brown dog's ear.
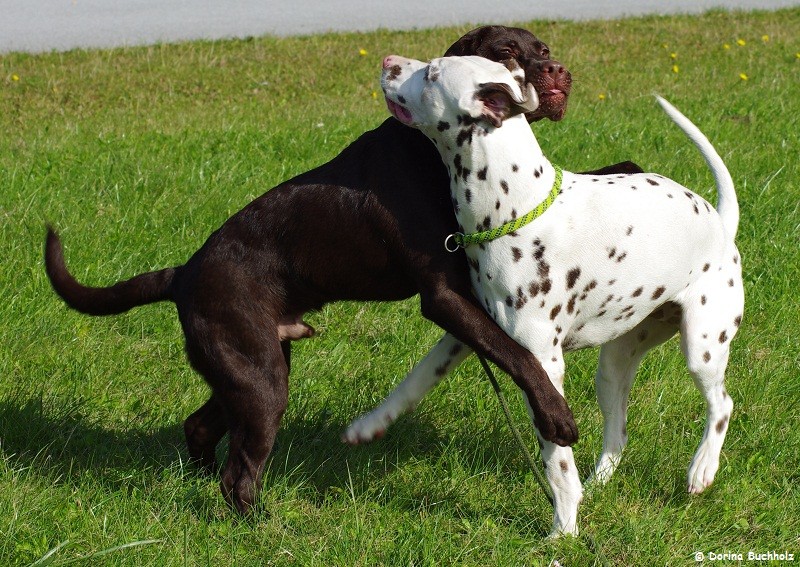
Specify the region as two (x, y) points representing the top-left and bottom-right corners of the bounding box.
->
(444, 26), (493, 56)
(475, 82), (539, 127)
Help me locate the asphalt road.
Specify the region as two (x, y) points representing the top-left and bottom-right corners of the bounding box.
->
(2, 0), (798, 54)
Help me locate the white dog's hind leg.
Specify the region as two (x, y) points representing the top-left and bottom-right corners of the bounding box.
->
(680, 258), (743, 493)
(342, 333), (471, 444)
(684, 346), (734, 494)
(589, 317), (678, 486)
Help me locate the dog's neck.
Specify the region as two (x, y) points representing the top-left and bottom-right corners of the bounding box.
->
(428, 115), (556, 247)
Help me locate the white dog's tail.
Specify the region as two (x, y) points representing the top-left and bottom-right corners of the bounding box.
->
(655, 95), (739, 238)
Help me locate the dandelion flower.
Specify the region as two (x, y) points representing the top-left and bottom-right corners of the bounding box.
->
(739, 73), (748, 81)
(11, 74), (19, 81)
(736, 38), (746, 46)
(371, 90), (378, 99)
(672, 64), (679, 73)
(761, 35), (769, 42)
(359, 48), (368, 56)
(670, 52), (677, 59)
(598, 93), (606, 100)
(723, 43), (731, 50)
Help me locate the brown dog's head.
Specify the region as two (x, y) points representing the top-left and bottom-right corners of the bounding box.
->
(444, 25), (571, 122)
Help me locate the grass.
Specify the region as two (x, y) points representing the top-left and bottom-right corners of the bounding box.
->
(1, 7), (799, 565)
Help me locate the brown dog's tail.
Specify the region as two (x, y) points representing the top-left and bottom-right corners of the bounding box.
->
(45, 228), (177, 315)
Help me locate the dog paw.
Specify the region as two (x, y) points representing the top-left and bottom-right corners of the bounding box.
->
(587, 453), (622, 488)
(341, 413), (390, 445)
(547, 523), (579, 539)
(585, 471), (610, 491)
(533, 395), (578, 446)
(687, 446), (719, 494)
(688, 474), (715, 494)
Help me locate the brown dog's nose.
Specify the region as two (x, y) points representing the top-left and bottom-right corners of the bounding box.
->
(537, 59), (566, 76)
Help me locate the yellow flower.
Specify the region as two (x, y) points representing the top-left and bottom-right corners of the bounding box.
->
(761, 35), (769, 42)
(598, 93), (606, 100)
(358, 48), (368, 56)
(11, 74), (19, 81)
(371, 90), (378, 99)
(736, 38), (746, 46)
(739, 73), (748, 81)
(723, 43), (731, 50)
(670, 52), (677, 59)
(672, 64), (679, 73)
(796, 52), (800, 59)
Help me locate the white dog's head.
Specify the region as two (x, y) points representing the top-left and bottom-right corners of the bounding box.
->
(380, 55), (539, 134)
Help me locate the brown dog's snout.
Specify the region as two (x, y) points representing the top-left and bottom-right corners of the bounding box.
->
(523, 57), (571, 122)
(536, 59), (567, 77)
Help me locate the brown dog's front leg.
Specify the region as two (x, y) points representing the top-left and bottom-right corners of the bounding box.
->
(419, 282), (578, 446)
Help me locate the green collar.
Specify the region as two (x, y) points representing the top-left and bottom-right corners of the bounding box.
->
(444, 164), (563, 252)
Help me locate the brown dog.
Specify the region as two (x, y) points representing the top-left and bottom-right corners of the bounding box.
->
(45, 25), (642, 514)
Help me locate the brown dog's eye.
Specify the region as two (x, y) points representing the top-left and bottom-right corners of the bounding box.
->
(533, 41), (551, 59)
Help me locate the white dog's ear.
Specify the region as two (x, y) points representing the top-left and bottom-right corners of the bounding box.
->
(475, 82), (539, 127)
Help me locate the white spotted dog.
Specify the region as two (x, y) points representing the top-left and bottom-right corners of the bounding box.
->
(368, 54), (743, 536)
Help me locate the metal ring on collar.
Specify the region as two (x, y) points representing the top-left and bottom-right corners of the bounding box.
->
(444, 233), (463, 253)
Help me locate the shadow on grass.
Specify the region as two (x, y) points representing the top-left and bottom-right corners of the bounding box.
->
(0, 390), (534, 520)
(270, 406), (446, 490)
(0, 393), (184, 485)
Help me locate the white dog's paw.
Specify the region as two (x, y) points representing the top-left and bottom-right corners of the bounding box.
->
(341, 411), (392, 445)
(687, 446), (719, 494)
(586, 453), (620, 488)
(547, 523), (579, 539)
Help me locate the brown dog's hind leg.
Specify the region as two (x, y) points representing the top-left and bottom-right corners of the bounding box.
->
(200, 325), (288, 515)
(281, 340), (292, 372)
(217, 348), (289, 515)
(182, 297), (290, 515)
(184, 395), (228, 475)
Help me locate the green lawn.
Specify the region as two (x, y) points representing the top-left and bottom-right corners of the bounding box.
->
(1, 7), (798, 566)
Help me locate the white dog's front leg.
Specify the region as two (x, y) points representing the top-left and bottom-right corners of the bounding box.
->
(342, 333), (471, 444)
(523, 351), (582, 537)
(538, 434), (582, 537)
